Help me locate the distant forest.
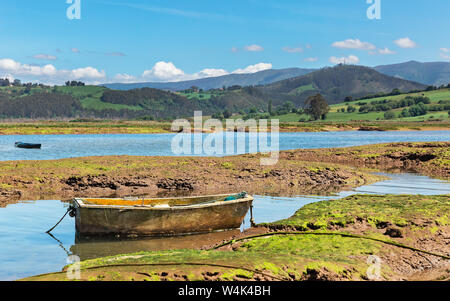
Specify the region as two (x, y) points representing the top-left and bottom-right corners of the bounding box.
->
(0, 65), (442, 120)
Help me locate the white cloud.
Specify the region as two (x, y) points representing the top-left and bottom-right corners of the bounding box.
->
(0, 58), (273, 85)
(113, 73), (138, 83)
(440, 53), (450, 60)
(394, 37), (417, 48)
(304, 57), (318, 62)
(0, 58), (106, 85)
(232, 63), (272, 74)
(122, 62), (273, 83)
(378, 47), (396, 55)
(332, 39), (375, 50)
(329, 55), (360, 65)
(244, 44), (264, 52)
(71, 67), (106, 79)
(439, 48), (450, 60)
(193, 68), (229, 78)
(142, 61), (185, 81)
(71, 48), (80, 53)
(282, 46), (303, 53)
(33, 54), (57, 60)
(0, 58), (57, 76)
(231, 47), (239, 53)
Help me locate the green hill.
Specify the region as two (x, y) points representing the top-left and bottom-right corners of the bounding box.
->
(271, 88), (450, 122)
(259, 65), (427, 107)
(375, 61), (450, 86)
(0, 65), (436, 120)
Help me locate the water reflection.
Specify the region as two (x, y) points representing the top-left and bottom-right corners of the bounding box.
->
(71, 230), (241, 261)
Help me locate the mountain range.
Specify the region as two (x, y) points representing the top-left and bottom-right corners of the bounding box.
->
(103, 61), (450, 91)
(374, 61), (450, 87)
(104, 68), (315, 91)
(0, 64), (435, 120)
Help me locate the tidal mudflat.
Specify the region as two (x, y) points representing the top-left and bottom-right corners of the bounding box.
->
(23, 194), (449, 281)
(0, 139), (448, 281)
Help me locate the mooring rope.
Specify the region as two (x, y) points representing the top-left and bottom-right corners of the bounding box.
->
(46, 205), (75, 233)
(210, 231), (450, 260)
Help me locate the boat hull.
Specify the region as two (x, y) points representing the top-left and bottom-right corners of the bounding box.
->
(15, 142), (41, 149)
(73, 196), (252, 236)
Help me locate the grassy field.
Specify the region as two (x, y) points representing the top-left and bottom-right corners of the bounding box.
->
(1, 85), (450, 133)
(288, 84), (316, 95)
(54, 86), (143, 111)
(0, 85), (143, 111)
(0, 120), (173, 135)
(270, 88), (450, 122)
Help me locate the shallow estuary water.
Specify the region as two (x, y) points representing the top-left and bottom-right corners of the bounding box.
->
(0, 173), (448, 281)
(1, 130), (449, 161)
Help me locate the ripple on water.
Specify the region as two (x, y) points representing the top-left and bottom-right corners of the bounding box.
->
(1, 131), (449, 161)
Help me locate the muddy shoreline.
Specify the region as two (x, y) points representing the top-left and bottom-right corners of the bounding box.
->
(23, 194), (450, 281)
(6, 141), (449, 282)
(0, 121), (449, 135)
(0, 155), (380, 207)
(1, 142), (448, 207)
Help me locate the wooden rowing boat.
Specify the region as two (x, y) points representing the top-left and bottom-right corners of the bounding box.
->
(15, 142), (41, 149)
(72, 193), (253, 236)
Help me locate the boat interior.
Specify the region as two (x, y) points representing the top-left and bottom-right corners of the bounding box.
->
(78, 194), (237, 207)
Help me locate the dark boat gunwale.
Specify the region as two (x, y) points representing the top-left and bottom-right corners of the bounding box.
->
(73, 193), (253, 210)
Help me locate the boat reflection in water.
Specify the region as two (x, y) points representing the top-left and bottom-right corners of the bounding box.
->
(71, 229), (242, 261)
(72, 193), (253, 237)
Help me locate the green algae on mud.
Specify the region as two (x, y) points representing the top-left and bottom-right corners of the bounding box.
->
(23, 236), (381, 281)
(0, 153), (383, 207)
(1, 141), (447, 206)
(279, 142), (450, 179)
(264, 194), (450, 231)
(3, 141), (449, 206)
(23, 194), (450, 281)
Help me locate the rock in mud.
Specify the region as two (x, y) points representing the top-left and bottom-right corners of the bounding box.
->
(64, 175), (119, 190)
(384, 227), (403, 238)
(301, 267), (351, 281)
(157, 178), (195, 190)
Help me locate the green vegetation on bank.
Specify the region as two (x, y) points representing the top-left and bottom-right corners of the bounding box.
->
(243, 88), (450, 122)
(0, 119), (449, 135)
(23, 194), (450, 281)
(265, 194), (450, 230)
(0, 120), (173, 135)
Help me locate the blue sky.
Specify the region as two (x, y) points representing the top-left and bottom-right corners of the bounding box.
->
(0, 0), (449, 84)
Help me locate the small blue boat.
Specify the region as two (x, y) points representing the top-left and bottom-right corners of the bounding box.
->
(15, 142), (42, 149)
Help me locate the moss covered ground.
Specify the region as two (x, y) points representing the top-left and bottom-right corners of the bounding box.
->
(23, 194), (450, 281)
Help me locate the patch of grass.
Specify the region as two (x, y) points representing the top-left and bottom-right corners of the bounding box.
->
(266, 194), (450, 231)
(288, 84), (316, 96)
(221, 162), (234, 169)
(80, 97), (142, 111)
(238, 234), (380, 262)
